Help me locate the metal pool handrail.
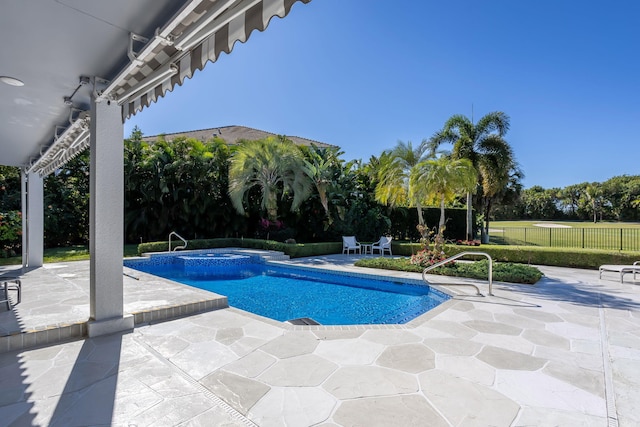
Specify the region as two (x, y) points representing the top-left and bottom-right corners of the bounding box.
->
(421, 251), (493, 296)
(168, 231), (188, 252)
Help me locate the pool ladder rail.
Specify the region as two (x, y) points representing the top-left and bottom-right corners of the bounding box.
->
(422, 251), (493, 296)
(169, 231), (188, 252)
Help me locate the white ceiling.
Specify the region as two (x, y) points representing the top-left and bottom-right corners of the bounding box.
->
(0, 0), (188, 167)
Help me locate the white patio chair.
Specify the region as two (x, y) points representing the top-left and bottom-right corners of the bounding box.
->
(342, 236), (361, 254)
(371, 236), (393, 256)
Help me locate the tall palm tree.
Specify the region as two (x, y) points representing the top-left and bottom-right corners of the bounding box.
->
(429, 112), (518, 241)
(411, 156), (477, 239)
(584, 183), (603, 223)
(301, 145), (343, 221)
(374, 140), (430, 227)
(228, 137), (311, 222)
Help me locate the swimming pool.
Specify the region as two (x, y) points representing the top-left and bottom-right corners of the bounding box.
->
(125, 252), (449, 325)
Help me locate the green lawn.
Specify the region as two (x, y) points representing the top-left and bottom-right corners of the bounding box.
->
(489, 220), (640, 250)
(490, 220), (640, 229)
(0, 244), (139, 266)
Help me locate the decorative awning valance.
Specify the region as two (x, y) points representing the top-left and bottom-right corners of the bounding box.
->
(27, 0), (310, 176)
(103, 0), (311, 119)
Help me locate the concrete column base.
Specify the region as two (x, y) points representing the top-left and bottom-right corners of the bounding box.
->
(87, 314), (134, 338)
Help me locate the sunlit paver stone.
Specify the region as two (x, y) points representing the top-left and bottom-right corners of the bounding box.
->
(332, 395), (447, 427)
(436, 355), (496, 385)
(543, 361), (604, 397)
(423, 337), (482, 356)
(522, 328), (571, 349)
(323, 366), (418, 399)
(215, 327), (245, 345)
(168, 340), (239, 380)
(420, 370), (520, 426)
(258, 354), (338, 386)
(463, 319), (523, 335)
(513, 308), (564, 323)
(200, 370), (270, 415)
(534, 345), (603, 371)
(314, 339), (385, 365)
(248, 387), (336, 427)
(222, 350), (277, 378)
(472, 332), (535, 353)
(260, 331), (319, 359)
(416, 319), (478, 339)
(375, 343), (435, 373)
(360, 329), (421, 345)
(495, 370), (607, 418)
(312, 329), (364, 340)
(513, 407), (607, 426)
(477, 345), (546, 370)
(495, 312), (546, 329)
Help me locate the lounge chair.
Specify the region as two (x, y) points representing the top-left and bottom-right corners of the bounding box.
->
(371, 236), (393, 256)
(342, 236), (361, 254)
(598, 261), (640, 283)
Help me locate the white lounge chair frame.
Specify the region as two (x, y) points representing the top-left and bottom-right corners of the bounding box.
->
(342, 236), (361, 254)
(371, 236), (393, 256)
(599, 261), (640, 283)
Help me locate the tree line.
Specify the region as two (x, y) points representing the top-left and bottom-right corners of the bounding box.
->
(0, 111), (518, 252)
(493, 176), (640, 222)
(13, 110), (628, 255)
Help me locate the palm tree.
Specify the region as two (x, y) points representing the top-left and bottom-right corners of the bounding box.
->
(301, 145), (343, 221)
(429, 112), (518, 241)
(374, 140), (430, 227)
(228, 137), (311, 222)
(411, 156), (477, 241)
(584, 183), (603, 223)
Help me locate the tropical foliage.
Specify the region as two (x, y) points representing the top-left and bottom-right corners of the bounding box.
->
(229, 136), (311, 222)
(430, 112), (522, 240)
(5, 110), (637, 255)
(374, 140), (430, 227)
(44, 151), (90, 247)
(124, 127), (235, 242)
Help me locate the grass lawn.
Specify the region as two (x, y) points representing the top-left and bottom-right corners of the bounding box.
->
(489, 220), (640, 251)
(490, 220), (640, 229)
(0, 244), (140, 266)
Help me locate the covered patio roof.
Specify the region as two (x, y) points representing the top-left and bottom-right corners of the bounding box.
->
(0, 0), (310, 175)
(1, 0), (311, 338)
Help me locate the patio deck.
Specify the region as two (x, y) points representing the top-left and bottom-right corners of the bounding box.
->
(0, 253), (638, 426)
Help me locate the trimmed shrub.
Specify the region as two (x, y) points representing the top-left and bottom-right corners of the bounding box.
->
(138, 238), (341, 259)
(354, 257), (543, 284)
(391, 242), (639, 270)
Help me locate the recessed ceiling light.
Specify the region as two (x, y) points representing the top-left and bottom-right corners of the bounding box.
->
(0, 76), (25, 87)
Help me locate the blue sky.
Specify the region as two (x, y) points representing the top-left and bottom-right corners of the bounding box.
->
(124, 0), (639, 189)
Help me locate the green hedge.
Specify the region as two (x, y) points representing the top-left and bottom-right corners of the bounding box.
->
(354, 257), (543, 284)
(391, 242), (639, 270)
(138, 238), (341, 259)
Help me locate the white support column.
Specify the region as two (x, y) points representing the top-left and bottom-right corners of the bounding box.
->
(87, 97), (133, 337)
(21, 169), (44, 269)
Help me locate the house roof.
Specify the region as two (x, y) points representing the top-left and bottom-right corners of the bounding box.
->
(141, 125), (336, 148)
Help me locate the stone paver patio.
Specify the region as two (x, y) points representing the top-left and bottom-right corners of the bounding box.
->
(0, 253), (639, 426)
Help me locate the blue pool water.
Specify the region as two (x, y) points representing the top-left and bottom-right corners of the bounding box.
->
(125, 254), (449, 325)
